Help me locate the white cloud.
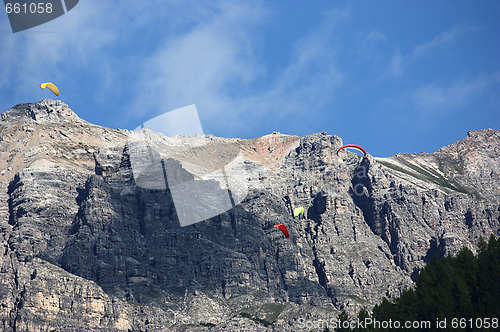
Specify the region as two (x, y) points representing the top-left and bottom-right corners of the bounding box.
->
(410, 25), (474, 60)
(388, 25), (475, 78)
(0, 0), (120, 95)
(127, 2), (267, 122)
(127, 5), (348, 136)
(366, 30), (385, 42)
(390, 48), (403, 77)
(1, 1), (349, 136)
(412, 76), (490, 115)
(381, 71), (500, 121)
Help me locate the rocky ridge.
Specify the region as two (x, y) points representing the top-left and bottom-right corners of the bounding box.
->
(0, 100), (498, 331)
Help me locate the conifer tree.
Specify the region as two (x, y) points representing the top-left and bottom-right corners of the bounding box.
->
(369, 235), (500, 331)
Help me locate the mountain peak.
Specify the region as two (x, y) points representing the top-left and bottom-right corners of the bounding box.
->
(0, 100), (499, 330)
(0, 99), (86, 125)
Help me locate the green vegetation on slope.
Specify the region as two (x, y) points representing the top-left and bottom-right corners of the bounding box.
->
(334, 235), (500, 331)
(375, 157), (475, 196)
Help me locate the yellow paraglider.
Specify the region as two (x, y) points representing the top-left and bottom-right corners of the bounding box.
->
(40, 82), (60, 96)
(293, 207), (304, 217)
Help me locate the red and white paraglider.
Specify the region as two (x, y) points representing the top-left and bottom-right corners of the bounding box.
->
(336, 144), (366, 156)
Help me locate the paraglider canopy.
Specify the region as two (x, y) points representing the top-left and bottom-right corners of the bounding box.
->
(336, 144), (366, 156)
(274, 224), (289, 238)
(293, 207), (304, 217)
(40, 82), (60, 96)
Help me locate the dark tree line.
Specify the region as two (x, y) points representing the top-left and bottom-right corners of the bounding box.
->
(331, 234), (500, 332)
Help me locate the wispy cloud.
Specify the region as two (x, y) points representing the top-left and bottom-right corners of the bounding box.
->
(410, 25), (475, 60)
(366, 30), (385, 42)
(390, 48), (403, 77)
(0, 0), (120, 97)
(126, 2), (268, 125)
(245, 8), (348, 114)
(412, 75), (493, 115)
(389, 25), (475, 77)
(127, 5), (349, 136)
(380, 71), (500, 123)
(0, 0), (351, 136)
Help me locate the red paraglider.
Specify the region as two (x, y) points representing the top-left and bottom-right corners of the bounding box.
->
(274, 224), (289, 238)
(336, 144), (367, 156)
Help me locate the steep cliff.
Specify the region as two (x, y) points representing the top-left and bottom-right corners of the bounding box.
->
(0, 100), (498, 331)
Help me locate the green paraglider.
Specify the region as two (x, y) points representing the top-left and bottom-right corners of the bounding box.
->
(293, 207), (304, 217)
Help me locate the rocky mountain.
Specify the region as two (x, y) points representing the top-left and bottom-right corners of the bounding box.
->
(0, 100), (498, 331)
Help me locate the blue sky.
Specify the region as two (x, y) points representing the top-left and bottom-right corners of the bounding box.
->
(1, 1), (498, 157)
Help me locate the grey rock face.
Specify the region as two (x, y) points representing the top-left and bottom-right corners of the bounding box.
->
(0, 101), (498, 331)
(0, 99), (87, 125)
(8, 168), (87, 261)
(365, 129), (500, 279)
